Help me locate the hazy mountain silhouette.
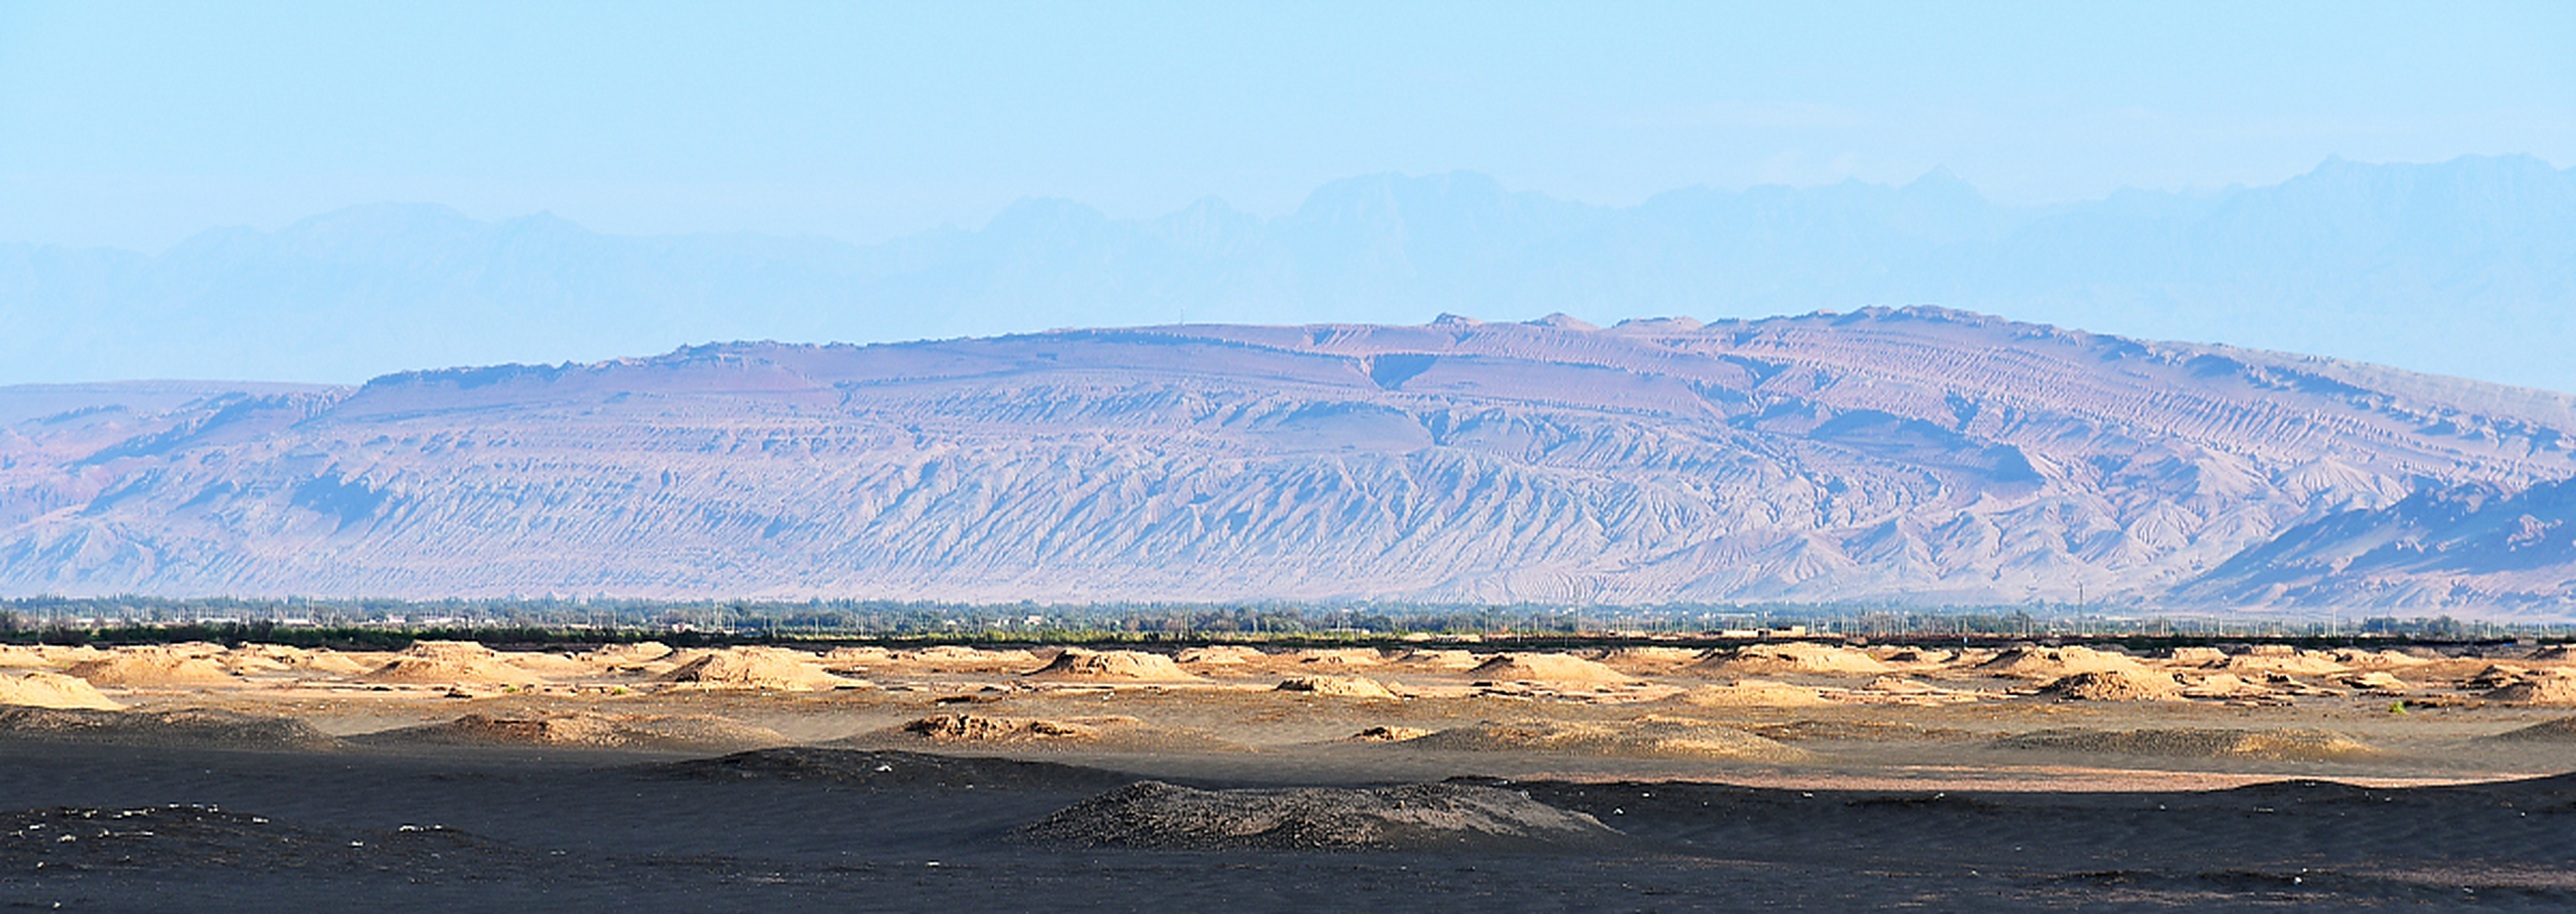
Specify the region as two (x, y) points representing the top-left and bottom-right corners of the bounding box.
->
(3, 155), (2569, 390)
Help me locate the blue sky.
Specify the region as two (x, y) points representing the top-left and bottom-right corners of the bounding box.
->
(2, 0), (2569, 251)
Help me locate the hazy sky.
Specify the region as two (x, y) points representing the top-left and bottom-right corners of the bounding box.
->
(2, 0), (2570, 251)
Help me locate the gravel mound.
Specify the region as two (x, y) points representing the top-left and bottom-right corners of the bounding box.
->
(2481, 716), (2576, 742)
(1016, 780), (1620, 850)
(0, 707), (343, 750)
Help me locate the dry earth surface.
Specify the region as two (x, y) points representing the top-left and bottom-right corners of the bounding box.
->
(4, 637), (2576, 909)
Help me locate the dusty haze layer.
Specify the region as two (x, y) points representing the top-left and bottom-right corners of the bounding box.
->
(5, 307), (2576, 611)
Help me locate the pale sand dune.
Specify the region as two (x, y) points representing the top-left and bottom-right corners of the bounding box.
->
(0, 645), (54, 668)
(1700, 642), (1892, 675)
(1995, 727), (2382, 761)
(1390, 648), (1482, 670)
(2222, 651), (2350, 676)
(2166, 646), (2227, 666)
(897, 645), (1042, 673)
(1398, 718), (1807, 762)
(1273, 675), (1398, 698)
(2177, 672), (2274, 699)
(67, 647), (239, 687)
(1174, 645), (1267, 666)
(2037, 668), (2185, 701)
(355, 711), (788, 751)
(499, 652), (605, 678)
(1022, 648), (1202, 682)
(1976, 645), (2148, 679)
(364, 641), (541, 686)
(1467, 653), (1632, 683)
(292, 651), (376, 676)
(656, 647), (852, 690)
(1276, 648), (1387, 669)
(0, 670), (122, 710)
(589, 641), (677, 664)
(1664, 680), (1830, 707)
(1596, 646), (1702, 672)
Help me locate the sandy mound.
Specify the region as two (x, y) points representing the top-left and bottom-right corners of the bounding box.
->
(820, 646), (897, 666)
(1347, 725), (1432, 742)
(902, 646), (1042, 673)
(1398, 718), (1806, 762)
(292, 651), (376, 676)
(2484, 672), (2576, 704)
(0, 671), (122, 710)
(2527, 646), (2576, 663)
(1392, 649), (1483, 670)
(2165, 647), (2227, 666)
(1467, 653), (1633, 684)
(2330, 648), (2432, 668)
(1175, 646), (1267, 666)
(0, 645), (52, 668)
(1274, 675), (1399, 698)
(844, 713), (1244, 753)
(2222, 652), (2349, 676)
(589, 641), (677, 664)
(2481, 716), (2576, 742)
(2177, 673), (2272, 699)
(1995, 728), (2380, 761)
(1017, 780), (1619, 850)
(657, 647), (852, 690)
(0, 706), (341, 750)
(1280, 648), (1388, 668)
(1597, 647), (1702, 671)
(1977, 645), (2147, 679)
(1874, 648), (1955, 665)
(499, 652), (602, 678)
(217, 645), (306, 676)
(66, 647), (239, 687)
(2465, 664), (2531, 689)
(1022, 649), (1201, 682)
(2037, 669), (2183, 701)
(1666, 680), (1830, 708)
(356, 712), (788, 751)
(1703, 642), (1891, 675)
(364, 641), (541, 686)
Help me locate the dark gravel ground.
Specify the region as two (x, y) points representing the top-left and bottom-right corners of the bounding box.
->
(1, 741), (2572, 911)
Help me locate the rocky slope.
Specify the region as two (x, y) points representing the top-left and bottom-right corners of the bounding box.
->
(4, 308), (2575, 613)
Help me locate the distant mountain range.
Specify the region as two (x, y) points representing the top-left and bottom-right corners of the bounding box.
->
(4, 308), (2574, 616)
(3, 155), (2570, 391)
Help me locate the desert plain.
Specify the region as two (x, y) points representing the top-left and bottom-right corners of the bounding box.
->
(6, 636), (2576, 910)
